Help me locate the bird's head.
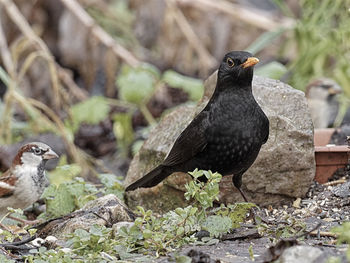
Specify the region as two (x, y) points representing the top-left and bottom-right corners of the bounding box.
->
(218, 51), (259, 89)
(306, 78), (342, 101)
(12, 142), (58, 168)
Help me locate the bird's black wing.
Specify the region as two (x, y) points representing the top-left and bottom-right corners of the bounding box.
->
(261, 113), (270, 144)
(162, 111), (209, 167)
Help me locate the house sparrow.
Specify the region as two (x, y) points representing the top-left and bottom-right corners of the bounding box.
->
(0, 142), (58, 217)
(305, 78), (342, 128)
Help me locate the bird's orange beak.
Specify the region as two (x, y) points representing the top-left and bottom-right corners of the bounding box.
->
(241, 57), (259, 68)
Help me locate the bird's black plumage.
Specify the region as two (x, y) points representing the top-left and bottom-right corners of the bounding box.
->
(126, 51), (269, 200)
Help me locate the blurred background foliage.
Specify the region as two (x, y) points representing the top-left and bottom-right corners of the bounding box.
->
(0, 0), (349, 181)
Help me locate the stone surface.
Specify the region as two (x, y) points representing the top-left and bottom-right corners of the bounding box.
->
(279, 246), (324, 263)
(37, 194), (134, 239)
(125, 74), (315, 212)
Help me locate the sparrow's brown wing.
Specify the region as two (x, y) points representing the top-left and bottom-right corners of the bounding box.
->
(0, 170), (16, 198)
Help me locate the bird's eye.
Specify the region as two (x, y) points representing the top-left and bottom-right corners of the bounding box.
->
(32, 147), (42, 155)
(226, 58), (234, 67)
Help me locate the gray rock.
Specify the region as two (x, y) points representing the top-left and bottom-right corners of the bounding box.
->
(37, 194), (134, 239)
(278, 245), (324, 263)
(125, 74), (315, 212)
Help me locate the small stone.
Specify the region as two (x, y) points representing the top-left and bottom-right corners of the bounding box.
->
(279, 245), (323, 263)
(319, 212), (327, 219)
(45, 236), (58, 243)
(293, 198), (302, 208)
(31, 238), (45, 247)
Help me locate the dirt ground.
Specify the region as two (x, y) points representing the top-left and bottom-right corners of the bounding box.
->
(158, 170), (350, 263)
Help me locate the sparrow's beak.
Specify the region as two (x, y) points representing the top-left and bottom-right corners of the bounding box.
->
(328, 86), (342, 95)
(241, 57), (259, 68)
(43, 149), (59, 160)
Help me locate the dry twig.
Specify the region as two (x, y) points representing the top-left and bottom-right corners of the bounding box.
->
(177, 0), (295, 31)
(59, 0), (140, 67)
(166, 0), (217, 71)
(323, 178), (347, 186)
(0, 0), (61, 109)
(0, 14), (14, 75)
(0, 14), (15, 143)
(0, 0), (88, 105)
(310, 231), (338, 238)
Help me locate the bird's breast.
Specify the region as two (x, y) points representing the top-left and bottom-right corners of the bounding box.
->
(197, 92), (267, 175)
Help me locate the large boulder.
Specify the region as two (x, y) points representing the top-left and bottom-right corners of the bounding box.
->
(125, 74), (315, 212)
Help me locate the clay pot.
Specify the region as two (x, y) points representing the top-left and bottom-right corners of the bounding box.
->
(314, 128), (349, 183)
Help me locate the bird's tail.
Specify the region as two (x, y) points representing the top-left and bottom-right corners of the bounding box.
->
(125, 165), (169, 191)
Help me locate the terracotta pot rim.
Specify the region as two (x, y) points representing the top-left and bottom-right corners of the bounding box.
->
(315, 145), (350, 152)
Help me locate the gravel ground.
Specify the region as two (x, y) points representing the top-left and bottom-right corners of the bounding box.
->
(160, 169), (350, 263)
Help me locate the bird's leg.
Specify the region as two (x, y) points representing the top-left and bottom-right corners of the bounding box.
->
(232, 174), (259, 224)
(237, 187), (248, 202)
(232, 173), (247, 201)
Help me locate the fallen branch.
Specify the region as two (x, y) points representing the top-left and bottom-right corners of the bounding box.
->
(57, 67), (88, 101)
(59, 0), (140, 67)
(309, 231), (338, 238)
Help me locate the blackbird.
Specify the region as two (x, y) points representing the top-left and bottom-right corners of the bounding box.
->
(126, 51), (269, 201)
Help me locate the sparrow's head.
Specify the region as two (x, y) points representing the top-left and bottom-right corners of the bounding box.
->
(12, 142), (59, 168)
(306, 78), (342, 101)
(218, 51), (259, 88)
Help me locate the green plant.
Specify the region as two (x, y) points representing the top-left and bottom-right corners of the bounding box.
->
(41, 173), (124, 219)
(184, 169), (221, 215)
(274, 0), (350, 94)
(21, 170), (253, 262)
(332, 222), (350, 261)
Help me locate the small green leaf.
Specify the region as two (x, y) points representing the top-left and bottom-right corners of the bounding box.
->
(70, 96), (110, 132)
(176, 227), (185, 236)
(162, 70), (203, 101)
(117, 65), (157, 105)
(44, 184), (76, 217)
(113, 112), (134, 157)
(202, 215), (232, 238)
(47, 161), (82, 186)
(143, 229), (153, 239)
(221, 203), (256, 228)
(249, 244), (255, 261)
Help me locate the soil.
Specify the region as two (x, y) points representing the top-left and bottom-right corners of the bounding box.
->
(158, 169), (350, 263)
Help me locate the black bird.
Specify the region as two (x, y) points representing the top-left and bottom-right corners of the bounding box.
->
(126, 51), (269, 201)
